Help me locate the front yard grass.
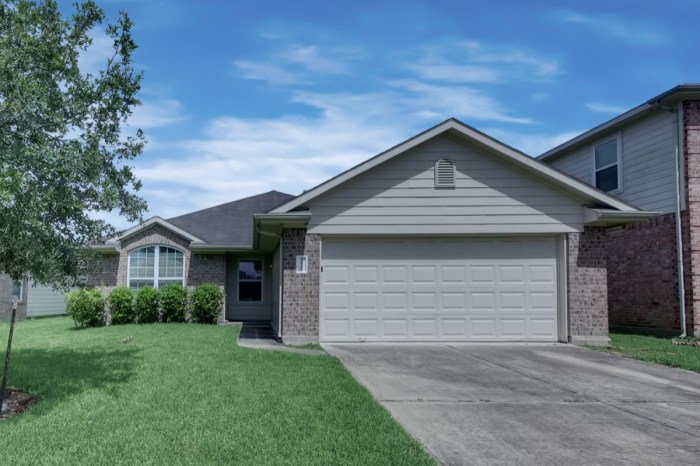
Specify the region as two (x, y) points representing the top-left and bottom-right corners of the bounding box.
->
(596, 332), (700, 373)
(0, 317), (434, 465)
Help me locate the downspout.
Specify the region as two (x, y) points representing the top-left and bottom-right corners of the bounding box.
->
(256, 225), (284, 341)
(669, 104), (687, 337)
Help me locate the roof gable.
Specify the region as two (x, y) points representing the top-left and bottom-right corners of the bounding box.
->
(106, 217), (204, 245)
(272, 119), (642, 214)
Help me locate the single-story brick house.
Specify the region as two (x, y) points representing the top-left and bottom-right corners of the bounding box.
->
(90, 119), (656, 345)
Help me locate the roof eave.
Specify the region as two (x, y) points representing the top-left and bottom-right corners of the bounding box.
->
(583, 207), (661, 226)
(189, 244), (252, 252)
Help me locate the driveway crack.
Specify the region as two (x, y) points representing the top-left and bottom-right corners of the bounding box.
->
(600, 401), (700, 440)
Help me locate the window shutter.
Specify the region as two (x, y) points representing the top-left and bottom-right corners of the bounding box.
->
(434, 159), (455, 188)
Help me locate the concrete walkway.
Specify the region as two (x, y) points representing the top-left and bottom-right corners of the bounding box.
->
(324, 343), (700, 466)
(236, 324), (326, 356)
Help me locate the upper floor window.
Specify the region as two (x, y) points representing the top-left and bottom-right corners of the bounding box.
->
(435, 159), (456, 188)
(128, 246), (185, 290)
(593, 137), (621, 192)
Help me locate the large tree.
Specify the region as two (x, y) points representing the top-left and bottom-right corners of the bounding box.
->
(0, 0), (146, 288)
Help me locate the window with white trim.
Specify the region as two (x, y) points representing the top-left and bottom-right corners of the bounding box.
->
(434, 159), (456, 188)
(128, 246), (185, 290)
(11, 280), (23, 302)
(238, 260), (263, 302)
(593, 137), (620, 192)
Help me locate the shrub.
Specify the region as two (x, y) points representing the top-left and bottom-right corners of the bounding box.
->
(65, 288), (105, 328)
(109, 287), (135, 325)
(135, 286), (159, 323)
(159, 284), (188, 323)
(190, 283), (225, 324)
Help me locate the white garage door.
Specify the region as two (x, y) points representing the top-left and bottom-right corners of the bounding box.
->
(320, 237), (559, 342)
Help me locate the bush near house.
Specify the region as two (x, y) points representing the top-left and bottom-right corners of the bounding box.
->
(159, 284), (188, 323)
(65, 289), (105, 328)
(190, 283), (225, 324)
(134, 286), (159, 323)
(108, 287), (136, 324)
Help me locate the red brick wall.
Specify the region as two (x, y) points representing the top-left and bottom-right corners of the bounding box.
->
(606, 213), (690, 334)
(684, 100), (700, 335)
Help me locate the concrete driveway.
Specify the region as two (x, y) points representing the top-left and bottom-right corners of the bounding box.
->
(324, 344), (700, 466)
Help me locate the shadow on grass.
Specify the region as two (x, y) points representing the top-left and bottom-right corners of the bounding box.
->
(2, 346), (141, 416)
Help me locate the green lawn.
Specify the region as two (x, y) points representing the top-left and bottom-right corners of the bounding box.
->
(0, 317), (434, 466)
(596, 332), (700, 373)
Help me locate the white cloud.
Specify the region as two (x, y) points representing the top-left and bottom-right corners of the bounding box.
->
(281, 45), (348, 74)
(409, 41), (561, 85)
(585, 103), (628, 115)
(462, 41), (561, 78)
(135, 112), (403, 218)
(78, 31), (114, 77)
(234, 44), (349, 85)
(387, 80), (536, 124)
(409, 64), (501, 83)
(128, 98), (185, 129)
(555, 10), (667, 45)
(482, 127), (582, 156)
(234, 60), (303, 85)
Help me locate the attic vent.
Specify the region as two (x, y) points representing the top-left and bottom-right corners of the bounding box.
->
(434, 159), (455, 188)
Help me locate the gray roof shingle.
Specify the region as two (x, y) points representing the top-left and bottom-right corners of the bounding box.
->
(166, 190), (295, 247)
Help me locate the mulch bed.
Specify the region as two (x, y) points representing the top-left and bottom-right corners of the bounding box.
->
(0, 388), (36, 420)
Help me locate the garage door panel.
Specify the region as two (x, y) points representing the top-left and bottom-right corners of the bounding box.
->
(321, 237), (559, 342)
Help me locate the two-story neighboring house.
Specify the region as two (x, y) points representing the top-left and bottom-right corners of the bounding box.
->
(539, 84), (700, 337)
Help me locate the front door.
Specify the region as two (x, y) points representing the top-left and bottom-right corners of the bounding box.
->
(226, 257), (272, 321)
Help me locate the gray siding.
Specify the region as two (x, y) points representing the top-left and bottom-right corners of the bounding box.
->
(307, 135), (586, 235)
(26, 283), (68, 317)
(547, 111), (677, 213)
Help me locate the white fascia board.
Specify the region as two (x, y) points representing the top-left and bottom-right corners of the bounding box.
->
(109, 216), (206, 244)
(583, 207), (661, 226)
(273, 118), (641, 214)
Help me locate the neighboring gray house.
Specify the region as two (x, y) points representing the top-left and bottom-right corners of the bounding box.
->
(90, 119), (654, 345)
(539, 84), (700, 336)
(0, 275), (68, 320)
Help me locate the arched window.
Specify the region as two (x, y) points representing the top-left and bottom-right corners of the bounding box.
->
(434, 158), (456, 188)
(128, 246), (185, 290)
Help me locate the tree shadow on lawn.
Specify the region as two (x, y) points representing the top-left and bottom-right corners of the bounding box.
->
(3, 345), (141, 417)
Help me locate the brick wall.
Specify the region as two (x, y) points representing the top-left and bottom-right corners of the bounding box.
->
(86, 254), (119, 288)
(188, 254), (226, 287)
(684, 100), (700, 335)
(606, 213), (690, 334)
(86, 224), (226, 294)
(281, 228), (320, 344)
(568, 227), (609, 345)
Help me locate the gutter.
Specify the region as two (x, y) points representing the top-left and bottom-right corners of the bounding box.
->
(671, 104), (688, 337)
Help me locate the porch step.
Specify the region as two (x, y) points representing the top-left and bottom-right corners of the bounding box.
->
(241, 320), (272, 328)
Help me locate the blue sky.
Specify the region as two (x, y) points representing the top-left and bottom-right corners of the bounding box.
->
(70, 0), (700, 228)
